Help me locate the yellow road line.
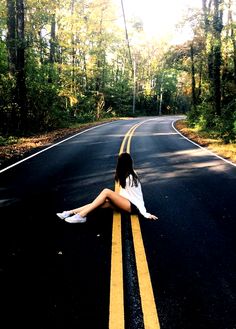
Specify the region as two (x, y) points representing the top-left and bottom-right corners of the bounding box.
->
(109, 124), (136, 329)
(131, 215), (160, 329)
(109, 210), (124, 329)
(126, 121), (143, 154)
(119, 123), (139, 155)
(109, 119), (160, 329)
(127, 120), (160, 328)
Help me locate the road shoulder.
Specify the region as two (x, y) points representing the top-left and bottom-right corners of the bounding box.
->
(0, 118), (121, 170)
(174, 119), (236, 166)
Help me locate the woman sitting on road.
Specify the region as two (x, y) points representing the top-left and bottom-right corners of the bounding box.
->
(56, 152), (158, 223)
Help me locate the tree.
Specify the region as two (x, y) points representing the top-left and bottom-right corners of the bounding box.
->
(6, 0), (16, 74)
(212, 0), (223, 115)
(16, 0), (27, 129)
(5, 0), (27, 131)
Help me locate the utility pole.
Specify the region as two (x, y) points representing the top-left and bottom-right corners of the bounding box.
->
(159, 84), (163, 115)
(132, 59), (136, 114)
(120, 0), (134, 114)
(158, 73), (163, 116)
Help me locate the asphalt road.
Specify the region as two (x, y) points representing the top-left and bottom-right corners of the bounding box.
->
(0, 116), (235, 329)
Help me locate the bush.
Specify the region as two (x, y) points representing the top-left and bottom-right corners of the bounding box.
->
(0, 135), (18, 146)
(186, 100), (236, 143)
(217, 102), (236, 143)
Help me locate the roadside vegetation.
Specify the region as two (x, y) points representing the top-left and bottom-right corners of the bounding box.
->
(175, 119), (236, 164)
(0, 0), (236, 166)
(0, 117), (121, 168)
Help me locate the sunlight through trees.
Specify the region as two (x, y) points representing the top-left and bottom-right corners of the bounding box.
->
(0, 0), (235, 142)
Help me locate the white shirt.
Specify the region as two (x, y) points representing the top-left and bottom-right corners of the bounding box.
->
(119, 175), (151, 218)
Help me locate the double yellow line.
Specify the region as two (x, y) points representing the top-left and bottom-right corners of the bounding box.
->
(119, 122), (142, 155)
(109, 121), (160, 329)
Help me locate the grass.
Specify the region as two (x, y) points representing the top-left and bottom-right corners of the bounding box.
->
(175, 119), (236, 164)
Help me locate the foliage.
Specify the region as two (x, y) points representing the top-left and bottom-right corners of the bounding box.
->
(0, 135), (18, 146)
(0, 0), (236, 142)
(0, 0), (138, 135)
(167, 0), (236, 143)
(216, 101), (236, 143)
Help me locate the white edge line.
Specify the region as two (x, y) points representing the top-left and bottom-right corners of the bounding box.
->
(0, 121), (113, 174)
(172, 119), (236, 168)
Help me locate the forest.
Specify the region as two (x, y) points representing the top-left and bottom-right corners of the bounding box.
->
(0, 0), (236, 143)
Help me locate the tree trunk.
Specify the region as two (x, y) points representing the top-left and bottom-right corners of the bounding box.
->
(48, 14), (56, 83)
(6, 0), (16, 74)
(198, 59), (203, 99)
(49, 14), (56, 65)
(232, 33), (236, 84)
(71, 0), (75, 93)
(228, 0), (236, 83)
(190, 43), (196, 108)
(6, 0), (18, 131)
(202, 0), (214, 81)
(212, 0), (223, 116)
(16, 0), (27, 131)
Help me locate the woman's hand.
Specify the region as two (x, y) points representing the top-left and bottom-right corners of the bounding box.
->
(148, 214), (158, 220)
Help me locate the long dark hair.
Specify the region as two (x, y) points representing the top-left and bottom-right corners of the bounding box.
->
(115, 153), (139, 188)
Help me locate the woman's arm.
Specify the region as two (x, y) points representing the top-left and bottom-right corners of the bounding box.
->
(147, 213), (158, 220)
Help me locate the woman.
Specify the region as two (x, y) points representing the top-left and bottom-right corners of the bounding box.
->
(56, 152), (158, 223)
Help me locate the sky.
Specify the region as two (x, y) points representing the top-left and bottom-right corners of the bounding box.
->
(114, 0), (202, 44)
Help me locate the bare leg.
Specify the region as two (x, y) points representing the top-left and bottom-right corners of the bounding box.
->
(100, 199), (116, 210)
(79, 189), (131, 218)
(67, 198), (114, 215)
(69, 203), (92, 214)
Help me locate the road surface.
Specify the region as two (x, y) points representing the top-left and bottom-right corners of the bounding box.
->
(0, 116), (235, 329)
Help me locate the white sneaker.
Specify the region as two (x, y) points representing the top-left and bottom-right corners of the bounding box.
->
(56, 211), (71, 220)
(65, 213), (87, 224)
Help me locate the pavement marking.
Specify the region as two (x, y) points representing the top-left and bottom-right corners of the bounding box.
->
(127, 120), (161, 328)
(131, 215), (160, 329)
(109, 124), (135, 329)
(119, 123), (139, 154)
(172, 120), (236, 168)
(109, 119), (160, 329)
(0, 121), (113, 174)
(109, 210), (124, 329)
(126, 122), (143, 153)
